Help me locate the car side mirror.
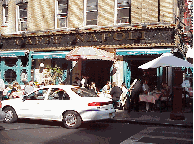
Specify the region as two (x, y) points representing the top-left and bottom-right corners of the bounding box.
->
(22, 96), (28, 101)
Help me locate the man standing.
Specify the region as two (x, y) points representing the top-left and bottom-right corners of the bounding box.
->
(129, 79), (142, 112)
(110, 82), (122, 109)
(0, 78), (5, 100)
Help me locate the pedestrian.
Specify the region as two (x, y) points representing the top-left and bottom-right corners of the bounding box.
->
(128, 78), (143, 112)
(110, 82), (123, 109)
(0, 77), (5, 100)
(120, 82), (129, 109)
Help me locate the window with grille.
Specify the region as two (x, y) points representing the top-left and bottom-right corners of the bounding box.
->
(2, 5), (8, 24)
(17, 3), (27, 32)
(116, 0), (131, 24)
(56, 0), (68, 28)
(85, 0), (98, 26)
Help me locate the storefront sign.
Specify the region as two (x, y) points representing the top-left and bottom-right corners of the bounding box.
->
(0, 28), (175, 50)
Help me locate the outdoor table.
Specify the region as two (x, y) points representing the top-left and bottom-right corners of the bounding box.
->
(139, 92), (161, 111)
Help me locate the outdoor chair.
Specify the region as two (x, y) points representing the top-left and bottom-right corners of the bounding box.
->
(155, 88), (172, 112)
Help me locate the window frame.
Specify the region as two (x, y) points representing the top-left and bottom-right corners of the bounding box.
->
(16, 2), (28, 33)
(114, 0), (131, 25)
(84, 0), (98, 27)
(55, 0), (68, 29)
(2, 4), (8, 25)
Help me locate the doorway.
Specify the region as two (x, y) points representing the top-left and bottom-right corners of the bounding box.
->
(81, 60), (113, 90)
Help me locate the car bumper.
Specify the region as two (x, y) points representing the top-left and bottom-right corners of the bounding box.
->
(80, 109), (115, 121)
(0, 109), (5, 122)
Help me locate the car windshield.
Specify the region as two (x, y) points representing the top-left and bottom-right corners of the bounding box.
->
(71, 87), (98, 97)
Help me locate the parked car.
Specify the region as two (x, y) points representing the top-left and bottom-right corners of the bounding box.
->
(1, 85), (115, 129)
(0, 101), (5, 122)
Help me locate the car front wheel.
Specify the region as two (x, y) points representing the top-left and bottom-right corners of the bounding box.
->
(63, 111), (82, 129)
(3, 107), (18, 123)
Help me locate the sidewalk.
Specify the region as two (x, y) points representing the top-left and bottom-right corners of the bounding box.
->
(113, 109), (193, 128)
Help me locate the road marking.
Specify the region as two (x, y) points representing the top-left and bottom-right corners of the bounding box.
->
(142, 135), (193, 142)
(121, 127), (158, 144)
(121, 126), (193, 144)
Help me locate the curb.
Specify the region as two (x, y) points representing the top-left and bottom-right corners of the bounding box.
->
(109, 119), (193, 128)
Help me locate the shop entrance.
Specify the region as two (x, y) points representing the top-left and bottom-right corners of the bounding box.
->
(81, 60), (113, 91)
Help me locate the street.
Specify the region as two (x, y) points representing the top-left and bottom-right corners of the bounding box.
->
(0, 119), (192, 144)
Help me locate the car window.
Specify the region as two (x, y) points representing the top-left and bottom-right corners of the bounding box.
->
(48, 88), (70, 100)
(71, 88), (98, 97)
(26, 88), (49, 100)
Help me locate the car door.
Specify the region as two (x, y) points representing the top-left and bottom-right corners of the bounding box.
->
(41, 88), (71, 120)
(18, 88), (49, 118)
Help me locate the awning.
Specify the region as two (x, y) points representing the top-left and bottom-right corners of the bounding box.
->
(32, 51), (70, 59)
(66, 47), (115, 61)
(116, 49), (171, 56)
(0, 50), (29, 57)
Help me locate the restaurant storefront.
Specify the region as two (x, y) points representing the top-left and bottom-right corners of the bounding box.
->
(0, 25), (177, 88)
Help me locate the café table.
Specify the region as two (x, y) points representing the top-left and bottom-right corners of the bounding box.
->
(139, 92), (161, 111)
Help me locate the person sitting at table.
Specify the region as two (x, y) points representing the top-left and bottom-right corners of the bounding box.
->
(158, 83), (170, 112)
(142, 79), (149, 94)
(89, 82), (97, 94)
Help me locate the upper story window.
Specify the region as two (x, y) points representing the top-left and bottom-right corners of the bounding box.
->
(2, 5), (8, 25)
(16, 2), (27, 32)
(55, 0), (68, 28)
(84, 0), (98, 26)
(115, 0), (131, 24)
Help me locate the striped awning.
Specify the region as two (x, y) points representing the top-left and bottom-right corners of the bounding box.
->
(32, 51), (70, 59)
(65, 47), (115, 61)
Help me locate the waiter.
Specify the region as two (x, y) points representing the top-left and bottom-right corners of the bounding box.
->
(128, 78), (142, 112)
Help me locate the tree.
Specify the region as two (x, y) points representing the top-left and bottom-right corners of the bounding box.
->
(46, 65), (63, 85)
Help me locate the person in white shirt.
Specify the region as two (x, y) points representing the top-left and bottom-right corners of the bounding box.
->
(120, 83), (129, 108)
(101, 81), (112, 98)
(81, 76), (86, 88)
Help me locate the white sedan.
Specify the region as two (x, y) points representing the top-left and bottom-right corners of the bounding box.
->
(1, 85), (115, 129)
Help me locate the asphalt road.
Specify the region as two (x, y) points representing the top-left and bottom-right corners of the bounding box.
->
(0, 119), (193, 144)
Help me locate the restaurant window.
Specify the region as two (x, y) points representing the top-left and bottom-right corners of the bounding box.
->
(115, 0), (131, 24)
(55, 0), (68, 28)
(2, 5), (8, 24)
(84, 0), (98, 26)
(16, 2), (27, 32)
(4, 70), (16, 83)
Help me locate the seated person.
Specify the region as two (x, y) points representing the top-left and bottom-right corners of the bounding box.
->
(160, 83), (170, 101)
(89, 82), (97, 94)
(142, 79), (149, 94)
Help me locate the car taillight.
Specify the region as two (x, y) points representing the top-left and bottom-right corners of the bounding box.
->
(0, 101), (2, 108)
(88, 102), (111, 106)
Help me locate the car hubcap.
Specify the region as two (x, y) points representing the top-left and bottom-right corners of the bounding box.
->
(65, 114), (77, 127)
(4, 110), (13, 122)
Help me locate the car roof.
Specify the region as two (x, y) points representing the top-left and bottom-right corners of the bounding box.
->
(41, 85), (78, 89)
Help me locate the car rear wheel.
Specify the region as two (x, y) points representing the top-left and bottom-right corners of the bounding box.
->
(3, 107), (18, 123)
(63, 111), (82, 129)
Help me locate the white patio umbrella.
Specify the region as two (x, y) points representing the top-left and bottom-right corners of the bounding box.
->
(138, 53), (193, 69)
